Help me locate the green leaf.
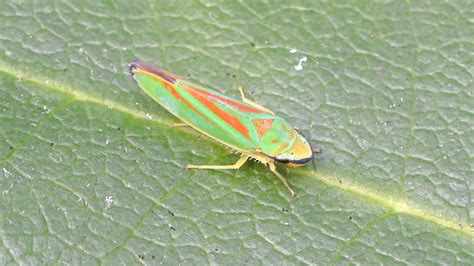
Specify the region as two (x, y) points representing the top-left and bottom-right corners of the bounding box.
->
(1, 1), (473, 264)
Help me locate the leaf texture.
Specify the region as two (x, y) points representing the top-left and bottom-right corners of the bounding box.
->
(0, 1), (473, 264)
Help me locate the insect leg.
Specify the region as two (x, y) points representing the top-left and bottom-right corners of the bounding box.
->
(171, 123), (189, 127)
(268, 161), (296, 198)
(186, 155), (249, 170)
(238, 87), (275, 114)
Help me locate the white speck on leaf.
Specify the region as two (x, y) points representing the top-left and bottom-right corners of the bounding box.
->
(289, 48), (297, 53)
(104, 196), (114, 208)
(2, 184), (14, 199)
(294, 56), (307, 71)
(146, 113), (152, 120)
(3, 168), (11, 177)
(42, 105), (51, 114)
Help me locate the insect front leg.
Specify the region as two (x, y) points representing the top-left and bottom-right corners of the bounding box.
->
(268, 161), (296, 198)
(186, 155), (249, 170)
(238, 87), (275, 114)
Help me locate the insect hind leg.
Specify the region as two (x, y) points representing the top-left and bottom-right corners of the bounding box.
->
(186, 155), (249, 170)
(171, 123), (189, 127)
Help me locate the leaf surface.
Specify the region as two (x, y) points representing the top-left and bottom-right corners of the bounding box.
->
(0, 1), (473, 264)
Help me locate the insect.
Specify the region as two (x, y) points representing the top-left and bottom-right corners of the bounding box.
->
(129, 60), (314, 197)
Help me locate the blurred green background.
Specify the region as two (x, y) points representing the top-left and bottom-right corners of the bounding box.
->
(0, 0), (473, 264)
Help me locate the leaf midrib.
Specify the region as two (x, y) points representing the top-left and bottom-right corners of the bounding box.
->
(0, 62), (472, 239)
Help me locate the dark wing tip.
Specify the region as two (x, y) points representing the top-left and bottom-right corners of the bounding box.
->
(128, 60), (176, 84)
(129, 60), (140, 77)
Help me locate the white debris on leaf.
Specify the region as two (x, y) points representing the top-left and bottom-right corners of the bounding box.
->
(104, 196), (114, 208)
(3, 168), (11, 177)
(2, 184), (14, 199)
(146, 113), (152, 120)
(42, 105), (51, 114)
(289, 48), (297, 53)
(294, 56), (307, 71)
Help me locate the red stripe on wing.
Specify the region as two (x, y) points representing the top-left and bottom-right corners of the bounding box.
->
(186, 88), (252, 140)
(162, 82), (216, 127)
(189, 86), (265, 114)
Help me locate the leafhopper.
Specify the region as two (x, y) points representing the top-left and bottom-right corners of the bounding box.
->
(130, 61), (314, 197)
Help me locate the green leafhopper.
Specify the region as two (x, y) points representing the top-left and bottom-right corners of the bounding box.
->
(130, 61), (314, 197)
